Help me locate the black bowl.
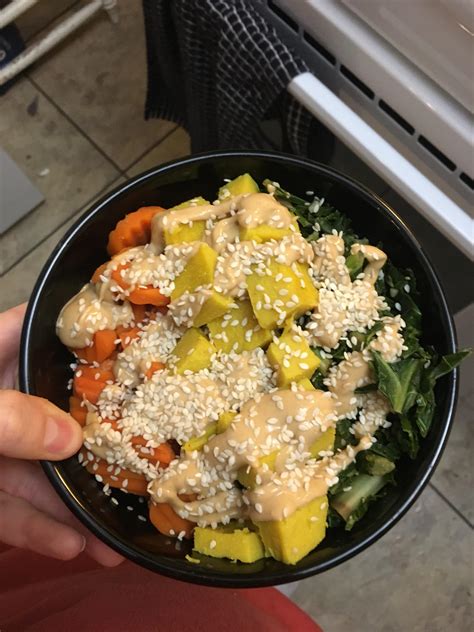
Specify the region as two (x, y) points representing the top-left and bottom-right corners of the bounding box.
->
(20, 151), (458, 587)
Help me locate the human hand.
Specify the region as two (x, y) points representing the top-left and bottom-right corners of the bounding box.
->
(0, 304), (123, 565)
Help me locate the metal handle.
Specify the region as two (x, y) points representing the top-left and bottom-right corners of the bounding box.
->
(289, 72), (473, 259)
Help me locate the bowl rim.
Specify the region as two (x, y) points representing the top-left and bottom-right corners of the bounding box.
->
(19, 149), (458, 587)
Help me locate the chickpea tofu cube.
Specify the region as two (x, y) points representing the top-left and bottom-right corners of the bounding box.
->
(255, 496), (328, 565)
(208, 300), (273, 353)
(216, 410), (237, 433)
(171, 243), (217, 301)
(171, 328), (216, 374)
(239, 224), (293, 244)
(266, 329), (320, 387)
(193, 291), (234, 327)
(193, 524), (265, 563)
(164, 197), (209, 245)
(218, 173), (259, 200)
(309, 427), (336, 459)
(247, 259), (318, 330)
(164, 220), (206, 245)
(237, 451), (277, 490)
(297, 378), (315, 391)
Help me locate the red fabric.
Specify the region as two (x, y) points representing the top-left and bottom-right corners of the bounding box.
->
(0, 547), (322, 632)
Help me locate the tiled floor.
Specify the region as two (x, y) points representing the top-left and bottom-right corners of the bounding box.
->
(0, 4), (472, 631)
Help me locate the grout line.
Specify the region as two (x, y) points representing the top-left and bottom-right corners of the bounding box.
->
(0, 174), (124, 278)
(27, 76), (124, 173)
(21, 0), (82, 44)
(428, 482), (473, 529)
(122, 124), (179, 174)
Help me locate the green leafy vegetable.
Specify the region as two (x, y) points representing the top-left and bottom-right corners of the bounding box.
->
(371, 352), (422, 413)
(331, 474), (390, 530)
(357, 452), (395, 476)
(345, 251), (365, 280)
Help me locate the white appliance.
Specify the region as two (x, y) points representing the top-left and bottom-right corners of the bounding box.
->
(256, 0), (473, 259)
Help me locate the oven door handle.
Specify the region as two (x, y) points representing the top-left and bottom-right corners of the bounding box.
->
(288, 72), (473, 259)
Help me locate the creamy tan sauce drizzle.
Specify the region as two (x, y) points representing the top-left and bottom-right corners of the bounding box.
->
(56, 284), (134, 348)
(308, 236), (388, 349)
(59, 189), (403, 528)
(151, 193), (293, 253)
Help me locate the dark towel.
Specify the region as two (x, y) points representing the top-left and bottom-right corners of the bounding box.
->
(142, 0), (314, 154)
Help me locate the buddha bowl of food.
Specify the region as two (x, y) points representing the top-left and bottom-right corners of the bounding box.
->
(20, 151), (466, 587)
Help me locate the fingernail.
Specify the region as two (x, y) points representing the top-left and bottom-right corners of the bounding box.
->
(44, 416), (75, 454)
(79, 536), (86, 553)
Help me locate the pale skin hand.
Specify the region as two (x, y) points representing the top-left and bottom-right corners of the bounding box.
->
(0, 304), (123, 565)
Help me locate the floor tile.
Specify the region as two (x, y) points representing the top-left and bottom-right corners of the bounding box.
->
(0, 78), (119, 275)
(126, 127), (190, 177)
(16, 0), (80, 42)
(29, 2), (175, 170)
(430, 304), (474, 524)
(292, 487), (472, 632)
(0, 176), (125, 313)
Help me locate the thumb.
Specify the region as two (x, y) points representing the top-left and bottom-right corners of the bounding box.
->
(0, 391), (83, 460)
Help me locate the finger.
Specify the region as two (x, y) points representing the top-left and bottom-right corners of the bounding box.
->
(0, 490), (86, 560)
(0, 457), (123, 567)
(0, 391), (82, 460)
(0, 303), (27, 389)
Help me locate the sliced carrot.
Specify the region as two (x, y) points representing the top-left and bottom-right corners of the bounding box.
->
(107, 206), (165, 256)
(149, 501), (195, 539)
(144, 361), (166, 380)
(69, 396), (87, 426)
(110, 263), (131, 290)
(91, 262), (109, 284)
(132, 303), (147, 323)
(74, 345), (96, 363)
(94, 329), (117, 363)
(81, 449), (148, 496)
(128, 287), (170, 306)
(116, 325), (141, 348)
(73, 360), (115, 404)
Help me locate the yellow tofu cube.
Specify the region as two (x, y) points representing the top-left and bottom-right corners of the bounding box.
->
(164, 197), (209, 245)
(247, 259), (318, 330)
(208, 300), (273, 353)
(240, 224), (293, 243)
(237, 451), (277, 489)
(171, 328), (216, 374)
(308, 427), (336, 458)
(266, 329), (320, 387)
(183, 422), (218, 452)
(171, 243), (217, 301)
(169, 196), (209, 211)
(218, 173), (259, 200)
(255, 496), (328, 564)
(164, 221), (206, 245)
(297, 378), (315, 391)
(194, 524), (265, 563)
(216, 410), (237, 433)
(193, 291), (234, 327)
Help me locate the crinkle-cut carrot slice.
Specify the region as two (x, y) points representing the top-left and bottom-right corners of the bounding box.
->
(116, 325), (141, 348)
(107, 206), (165, 256)
(73, 360), (115, 404)
(110, 263), (131, 290)
(128, 287), (170, 306)
(104, 420), (175, 467)
(69, 396), (87, 426)
(93, 329), (117, 363)
(149, 501), (195, 539)
(80, 449), (148, 496)
(144, 361), (166, 380)
(76, 329), (118, 364)
(91, 262), (110, 284)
